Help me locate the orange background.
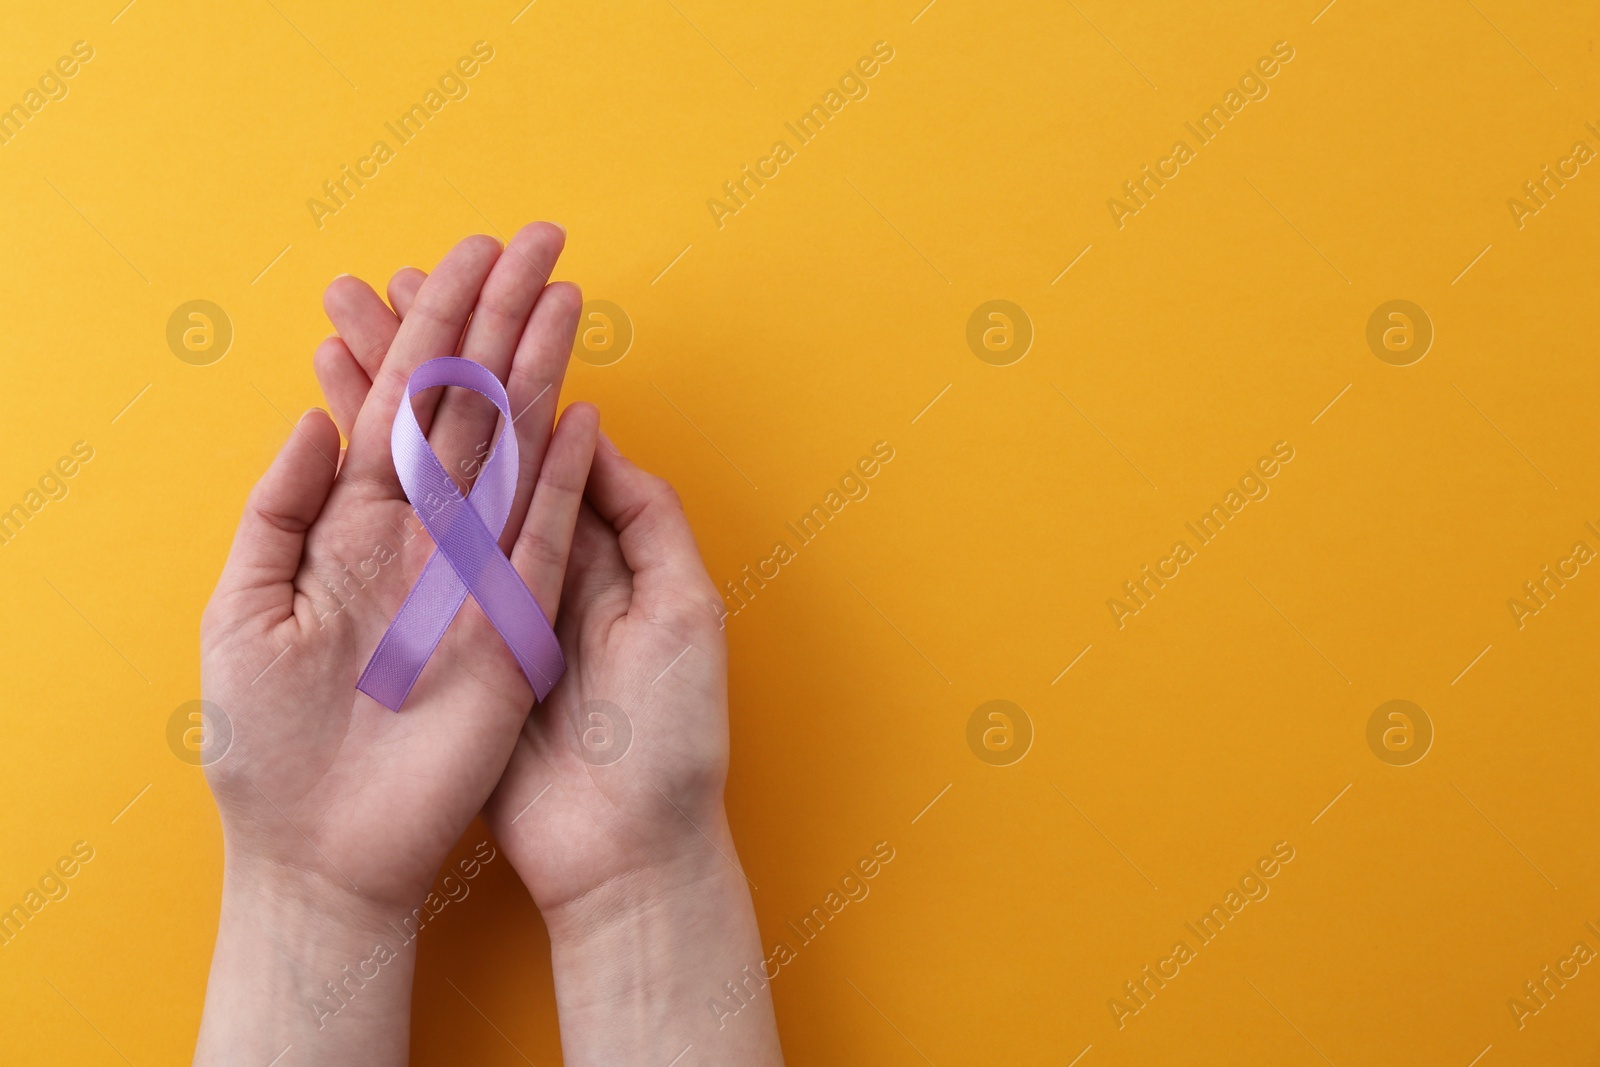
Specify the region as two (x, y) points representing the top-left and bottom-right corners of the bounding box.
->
(1, 1), (1597, 1063)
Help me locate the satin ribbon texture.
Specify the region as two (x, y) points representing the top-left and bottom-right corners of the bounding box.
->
(356, 357), (565, 711)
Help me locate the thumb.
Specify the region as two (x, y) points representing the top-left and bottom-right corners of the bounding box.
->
(212, 409), (341, 622)
(582, 432), (719, 620)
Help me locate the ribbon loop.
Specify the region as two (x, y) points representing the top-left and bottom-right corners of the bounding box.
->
(356, 358), (565, 710)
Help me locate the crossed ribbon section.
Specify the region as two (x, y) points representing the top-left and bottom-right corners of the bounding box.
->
(357, 358), (565, 711)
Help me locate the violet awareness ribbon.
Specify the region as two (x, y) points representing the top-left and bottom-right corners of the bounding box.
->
(356, 358), (564, 710)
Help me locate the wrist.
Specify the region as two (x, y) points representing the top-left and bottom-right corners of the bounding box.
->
(538, 813), (784, 1066)
(194, 858), (421, 1065)
(220, 841), (410, 924)
(538, 810), (739, 944)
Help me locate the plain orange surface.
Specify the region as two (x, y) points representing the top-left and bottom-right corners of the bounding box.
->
(1, 1), (1597, 1063)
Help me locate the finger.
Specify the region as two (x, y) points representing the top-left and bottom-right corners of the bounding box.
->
(499, 280), (583, 554)
(342, 235), (503, 491)
(583, 434), (719, 619)
(384, 269), (444, 443)
(311, 336), (371, 440)
(323, 275), (400, 379)
(379, 266), (437, 430)
(388, 266), (426, 318)
(428, 222), (567, 477)
(318, 269), (425, 436)
(380, 255), (571, 506)
(557, 502), (633, 634)
(511, 402), (598, 619)
(212, 410), (341, 617)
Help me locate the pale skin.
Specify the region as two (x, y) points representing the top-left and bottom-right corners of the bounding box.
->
(195, 226), (783, 1065)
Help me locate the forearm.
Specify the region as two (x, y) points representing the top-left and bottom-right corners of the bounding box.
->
(194, 859), (418, 1066)
(540, 816), (784, 1067)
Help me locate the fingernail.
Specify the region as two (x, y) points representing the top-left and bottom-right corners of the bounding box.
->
(333, 273), (350, 280)
(551, 222), (567, 237)
(597, 429), (621, 455)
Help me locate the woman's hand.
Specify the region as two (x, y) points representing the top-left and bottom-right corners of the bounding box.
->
(323, 267), (786, 1066)
(195, 226), (596, 1065)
